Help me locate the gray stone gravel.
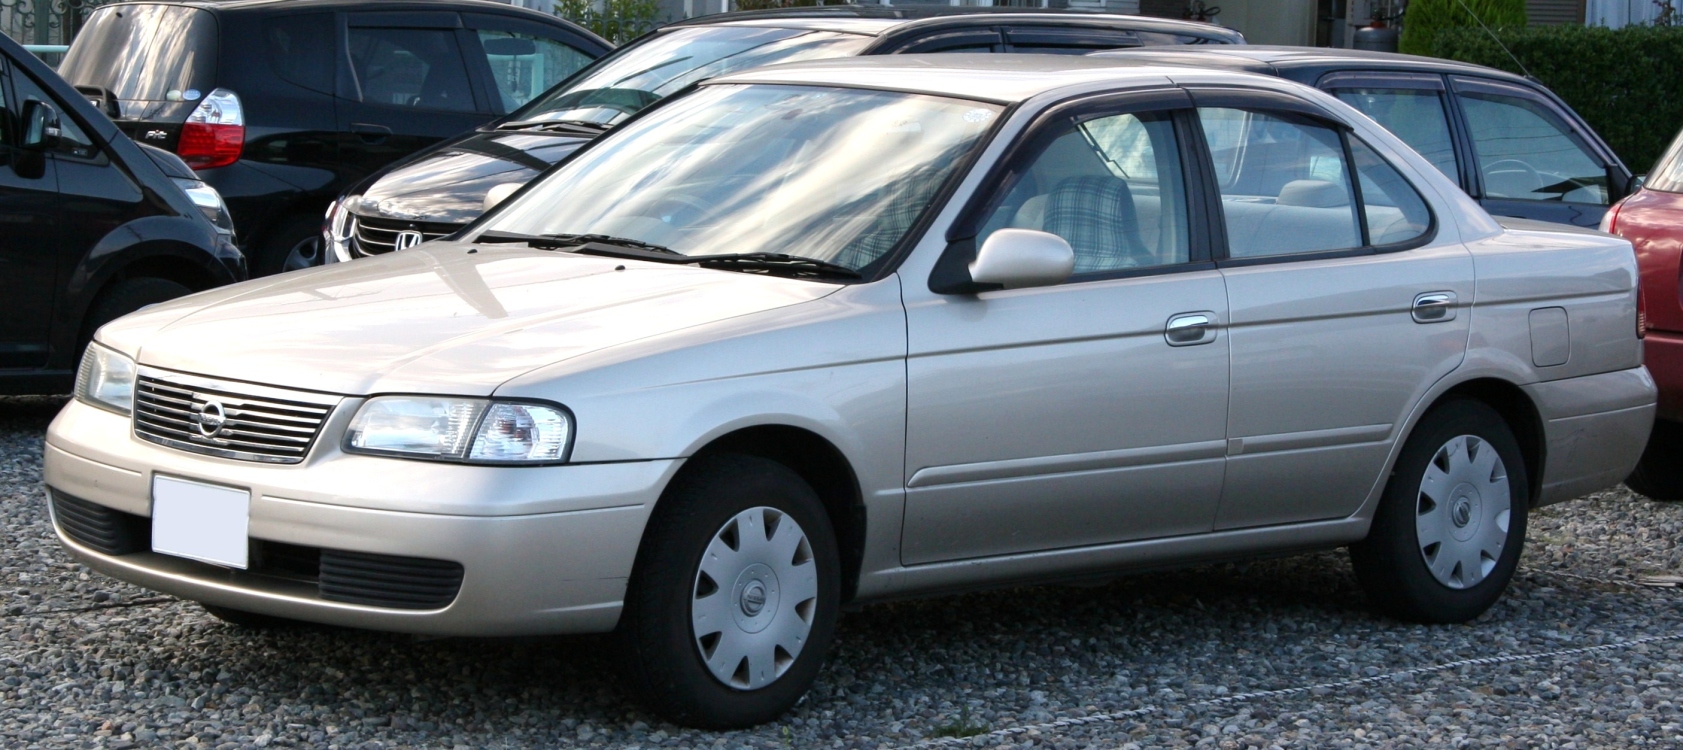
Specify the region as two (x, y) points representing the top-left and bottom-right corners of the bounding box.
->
(5, 395), (1683, 749)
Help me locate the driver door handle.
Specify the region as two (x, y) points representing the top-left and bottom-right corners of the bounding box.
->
(351, 122), (392, 144)
(1166, 312), (1218, 346)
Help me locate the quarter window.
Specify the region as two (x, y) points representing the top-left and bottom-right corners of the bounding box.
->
(348, 27), (477, 112)
(1351, 137), (1432, 246)
(1333, 88), (1458, 182)
(474, 30), (593, 112)
(9, 69), (98, 161)
(976, 110), (1191, 275)
(1197, 108), (1361, 258)
(1458, 91), (1609, 205)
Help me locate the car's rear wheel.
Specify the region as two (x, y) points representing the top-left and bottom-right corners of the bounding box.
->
(1351, 398), (1529, 623)
(617, 454), (839, 729)
(1626, 420), (1683, 501)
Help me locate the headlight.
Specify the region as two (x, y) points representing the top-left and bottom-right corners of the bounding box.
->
(345, 396), (573, 463)
(74, 344), (137, 416)
(324, 197), (357, 264)
(171, 177), (236, 239)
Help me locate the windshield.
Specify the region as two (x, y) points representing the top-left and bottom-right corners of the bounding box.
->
(60, 4), (216, 103)
(479, 84), (1002, 273)
(506, 26), (873, 127)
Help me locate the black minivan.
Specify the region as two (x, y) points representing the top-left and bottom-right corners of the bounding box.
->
(0, 31), (244, 395)
(59, 0), (610, 275)
(325, 7), (1245, 263)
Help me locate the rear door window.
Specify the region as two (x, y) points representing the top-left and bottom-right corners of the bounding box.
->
(1332, 87), (1459, 183)
(266, 14), (336, 94)
(473, 30), (594, 112)
(58, 4), (216, 107)
(348, 27), (478, 113)
(1197, 108), (1363, 258)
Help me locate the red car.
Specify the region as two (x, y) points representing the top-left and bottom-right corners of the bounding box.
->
(1604, 127), (1683, 499)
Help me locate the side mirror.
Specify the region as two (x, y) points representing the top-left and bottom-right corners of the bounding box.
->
(21, 100), (61, 152)
(483, 182), (523, 212)
(966, 229), (1075, 291)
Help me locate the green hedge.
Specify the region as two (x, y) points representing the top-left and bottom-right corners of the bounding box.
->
(1398, 0), (1526, 56)
(1431, 24), (1683, 172)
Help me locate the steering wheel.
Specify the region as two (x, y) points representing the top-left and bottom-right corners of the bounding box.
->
(1482, 159), (1543, 197)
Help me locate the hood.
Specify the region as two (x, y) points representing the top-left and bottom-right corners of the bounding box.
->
(353, 130), (593, 225)
(100, 242), (837, 396)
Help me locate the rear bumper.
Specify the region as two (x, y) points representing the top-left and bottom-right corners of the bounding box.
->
(1523, 367), (1657, 506)
(44, 399), (677, 636)
(1645, 331), (1683, 424)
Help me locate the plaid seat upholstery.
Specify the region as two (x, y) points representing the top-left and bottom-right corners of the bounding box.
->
(829, 166), (947, 270)
(1043, 175), (1148, 274)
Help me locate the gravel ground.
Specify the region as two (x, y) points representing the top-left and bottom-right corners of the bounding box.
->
(5, 395), (1683, 749)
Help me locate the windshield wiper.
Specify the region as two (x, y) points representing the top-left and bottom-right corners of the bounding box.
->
(496, 119), (610, 135)
(687, 252), (861, 280)
(473, 233), (859, 279)
(475, 231), (679, 257)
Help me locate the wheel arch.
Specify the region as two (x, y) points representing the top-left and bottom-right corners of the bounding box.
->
(668, 425), (868, 604)
(1418, 377), (1547, 508)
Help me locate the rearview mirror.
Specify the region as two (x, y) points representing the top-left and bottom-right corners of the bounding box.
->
(483, 37), (538, 56)
(21, 100), (61, 152)
(967, 229), (1075, 291)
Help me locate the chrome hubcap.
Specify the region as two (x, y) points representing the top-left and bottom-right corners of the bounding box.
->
(1416, 435), (1512, 590)
(692, 507), (818, 690)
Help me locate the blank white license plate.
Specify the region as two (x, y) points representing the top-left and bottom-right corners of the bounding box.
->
(151, 475), (250, 569)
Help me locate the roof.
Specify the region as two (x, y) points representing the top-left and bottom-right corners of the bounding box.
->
(669, 7), (1246, 43)
(712, 54), (1200, 104)
(100, 0), (565, 19)
(1088, 45), (1530, 86)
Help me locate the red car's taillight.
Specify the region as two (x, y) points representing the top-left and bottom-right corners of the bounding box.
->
(1638, 284), (1648, 340)
(177, 88), (243, 170)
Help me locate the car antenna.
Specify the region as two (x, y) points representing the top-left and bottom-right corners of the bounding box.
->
(1450, 0), (1538, 82)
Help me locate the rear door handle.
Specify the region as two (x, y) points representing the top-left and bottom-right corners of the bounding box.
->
(350, 122), (392, 144)
(1412, 292), (1458, 323)
(1165, 312), (1217, 346)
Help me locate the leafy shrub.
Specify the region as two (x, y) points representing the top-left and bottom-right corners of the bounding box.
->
(1398, 0), (1526, 55)
(1432, 24), (1683, 172)
(555, 0), (663, 44)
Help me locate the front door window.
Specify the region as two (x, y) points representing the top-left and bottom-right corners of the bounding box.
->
(1459, 90), (1609, 205)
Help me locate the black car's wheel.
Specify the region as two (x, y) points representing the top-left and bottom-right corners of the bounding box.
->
(1351, 398), (1529, 623)
(1627, 420), (1683, 501)
(617, 454), (839, 729)
(254, 215), (323, 276)
(199, 603), (300, 629)
(79, 277), (193, 355)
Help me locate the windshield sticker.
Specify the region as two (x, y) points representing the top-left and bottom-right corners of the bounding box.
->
(963, 108), (995, 124)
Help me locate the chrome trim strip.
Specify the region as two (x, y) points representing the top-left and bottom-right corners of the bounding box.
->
(906, 439), (1228, 488)
(1226, 423), (1393, 456)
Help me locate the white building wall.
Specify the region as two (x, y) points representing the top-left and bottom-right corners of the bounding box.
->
(1587, 0), (1664, 27)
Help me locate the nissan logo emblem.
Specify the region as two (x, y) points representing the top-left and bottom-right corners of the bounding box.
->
(394, 230), (425, 251)
(196, 400), (227, 438)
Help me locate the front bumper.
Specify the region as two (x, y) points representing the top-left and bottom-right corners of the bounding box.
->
(43, 398), (679, 636)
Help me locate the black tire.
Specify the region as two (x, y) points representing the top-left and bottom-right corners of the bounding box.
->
(1627, 420), (1683, 501)
(79, 277), (193, 356)
(617, 453), (840, 729)
(1350, 398), (1529, 623)
(199, 602), (299, 629)
(253, 215), (322, 277)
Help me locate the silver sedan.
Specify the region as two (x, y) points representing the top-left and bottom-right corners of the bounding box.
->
(45, 55), (1655, 728)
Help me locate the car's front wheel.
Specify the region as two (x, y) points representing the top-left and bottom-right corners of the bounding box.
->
(617, 454), (839, 729)
(1351, 398), (1529, 623)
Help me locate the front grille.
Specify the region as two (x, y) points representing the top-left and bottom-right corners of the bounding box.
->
(319, 550), (465, 610)
(351, 215), (461, 257)
(50, 490), (150, 555)
(133, 371), (339, 464)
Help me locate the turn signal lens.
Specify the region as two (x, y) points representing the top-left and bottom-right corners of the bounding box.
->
(469, 403), (571, 462)
(1638, 285), (1648, 340)
(177, 89), (244, 170)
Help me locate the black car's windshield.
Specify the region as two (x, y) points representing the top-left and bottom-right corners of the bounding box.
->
(505, 26), (873, 128)
(479, 84), (1003, 275)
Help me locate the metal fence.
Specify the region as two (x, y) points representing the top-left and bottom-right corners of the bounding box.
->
(1, 0), (115, 46)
